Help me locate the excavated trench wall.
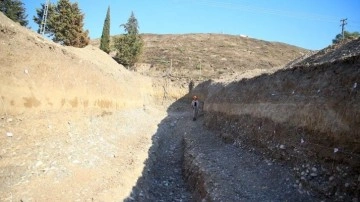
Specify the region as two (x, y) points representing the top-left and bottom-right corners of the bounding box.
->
(196, 56), (360, 198)
(0, 14), (187, 115)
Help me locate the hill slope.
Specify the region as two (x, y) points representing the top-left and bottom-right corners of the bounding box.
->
(0, 12), (158, 115)
(0, 12), (171, 201)
(92, 34), (309, 80)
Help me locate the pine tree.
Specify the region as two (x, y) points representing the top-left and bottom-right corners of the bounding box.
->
(114, 11), (143, 67)
(100, 6), (111, 53)
(0, 0), (28, 26)
(33, 0), (89, 47)
(121, 11), (139, 35)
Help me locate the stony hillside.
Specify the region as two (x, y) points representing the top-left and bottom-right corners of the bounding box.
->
(92, 34), (309, 80)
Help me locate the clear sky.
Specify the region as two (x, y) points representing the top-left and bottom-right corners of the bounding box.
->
(22, 0), (360, 50)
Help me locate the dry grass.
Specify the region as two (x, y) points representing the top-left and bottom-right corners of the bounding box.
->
(91, 34), (309, 81)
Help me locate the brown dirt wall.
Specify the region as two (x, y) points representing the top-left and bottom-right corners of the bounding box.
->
(199, 56), (360, 199)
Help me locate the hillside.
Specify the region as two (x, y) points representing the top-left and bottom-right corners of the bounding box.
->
(0, 12), (175, 201)
(92, 34), (309, 80)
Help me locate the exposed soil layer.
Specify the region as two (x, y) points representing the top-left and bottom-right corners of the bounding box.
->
(200, 39), (360, 200)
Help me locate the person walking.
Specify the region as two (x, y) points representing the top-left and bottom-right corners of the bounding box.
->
(191, 96), (199, 121)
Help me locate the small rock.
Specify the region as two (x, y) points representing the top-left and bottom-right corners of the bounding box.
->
(310, 173), (317, 177)
(279, 144), (285, 149)
(311, 167), (317, 172)
(24, 69), (29, 74)
(35, 161), (43, 167)
(6, 118), (13, 123)
(345, 183), (350, 187)
(72, 160), (80, 164)
(334, 148), (339, 153)
(329, 176), (335, 181)
(301, 138), (304, 144)
(6, 132), (13, 137)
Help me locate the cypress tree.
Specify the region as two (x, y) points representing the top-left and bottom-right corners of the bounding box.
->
(100, 6), (110, 53)
(0, 0), (28, 26)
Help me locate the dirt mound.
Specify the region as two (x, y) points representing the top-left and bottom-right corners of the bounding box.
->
(0, 12), (166, 116)
(0, 12), (175, 201)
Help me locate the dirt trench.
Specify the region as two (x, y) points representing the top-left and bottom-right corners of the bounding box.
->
(125, 99), (320, 201)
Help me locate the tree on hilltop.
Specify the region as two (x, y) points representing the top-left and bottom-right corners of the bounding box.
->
(332, 31), (360, 44)
(0, 0), (28, 26)
(33, 0), (89, 47)
(100, 6), (111, 53)
(113, 11), (143, 67)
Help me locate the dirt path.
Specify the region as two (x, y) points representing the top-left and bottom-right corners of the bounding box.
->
(125, 108), (194, 201)
(125, 100), (320, 201)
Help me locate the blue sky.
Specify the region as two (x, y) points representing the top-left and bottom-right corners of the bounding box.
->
(23, 0), (360, 50)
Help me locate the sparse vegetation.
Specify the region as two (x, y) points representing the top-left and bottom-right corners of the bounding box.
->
(332, 31), (360, 44)
(33, 0), (89, 47)
(0, 0), (28, 26)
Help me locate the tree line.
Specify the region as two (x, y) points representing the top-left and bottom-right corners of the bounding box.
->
(1, 0), (142, 67)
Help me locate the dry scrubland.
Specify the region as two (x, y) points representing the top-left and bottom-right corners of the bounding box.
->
(1, 11), (360, 201)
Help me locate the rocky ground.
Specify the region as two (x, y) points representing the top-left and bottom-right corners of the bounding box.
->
(0, 106), (168, 201)
(123, 100), (324, 202)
